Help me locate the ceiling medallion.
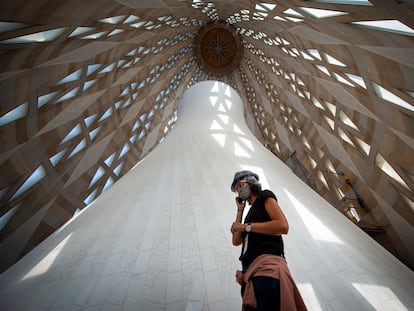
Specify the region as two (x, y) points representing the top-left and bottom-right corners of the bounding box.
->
(194, 21), (243, 75)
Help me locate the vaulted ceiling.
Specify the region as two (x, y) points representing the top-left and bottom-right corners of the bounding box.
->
(0, 0), (413, 273)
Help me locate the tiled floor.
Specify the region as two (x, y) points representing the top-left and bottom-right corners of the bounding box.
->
(0, 81), (413, 310)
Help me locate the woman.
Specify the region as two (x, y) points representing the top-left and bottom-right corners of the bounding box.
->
(230, 170), (307, 311)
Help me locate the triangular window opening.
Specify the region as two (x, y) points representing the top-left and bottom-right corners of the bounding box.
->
(352, 19), (414, 36)
(375, 153), (410, 190)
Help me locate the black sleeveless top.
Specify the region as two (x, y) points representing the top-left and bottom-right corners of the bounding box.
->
(240, 190), (285, 271)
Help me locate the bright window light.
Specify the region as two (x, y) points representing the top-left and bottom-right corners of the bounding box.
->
(68, 139), (86, 158)
(126, 49), (137, 56)
(120, 87), (129, 97)
(233, 124), (244, 135)
(372, 83), (414, 112)
(346, 73), (367, 89)
(60, 124), (82, 144)
(0, 103), (28, 126)
(57, 69), (82, 84)
(312, 98), (325, 110)
(84, 189), (98, 205)
(99, 63), (115, 74)
(354, 137), (370, 155)
(345, 204), (361, 222)
(253, 13), (267, 21)
(324, 116), (335, 130)
(301, 51), (314, 60)
(375, 153), (410, 190)
(316, 65), (331, 76)
(338, 127), (355, 146)
(318, 171), (330, 189)
(224, 98), (233, 110)
(9, 166), (46, 202)
(211, 133), (226, 147)
(103, 177), (113, 192)
(38, 91), (59, 108)
(308, 155), (317, 169)
(129, 133), (137, 143)
(87, 64), (101, 76)
(210, 96), (218, 107)
(138, 130), (145, 141)
(69, 27), (96, 38)
(316, 147), (325, 159)
(325, 159), (336, 173)
(0, 204), (19, 231)
(84, 114), (98, 127)
(81, 31), (107, 39)
(114, 163), (123, 176)
(334, 73), (355, 87)
(299, 7), (348, 19)
(225, 86), (232, 97)
(119, 143), (130, 159)
(218, 114), (229, 125)
(256, 3), (277, 12)
(89, 167), (105, 188)
(325, 54), (347, 67)
(336, 186), (345, 200)
(131, 121), (139, 132)
(235, 142), (251, 158)
(240, 137), (254, 151)
(104, 153), (116, 167)
(273, 16), (287, 22)
(302, 137), (312, 150)
(308, 49), (322, 60)
(138, 81), (146, 88)
(210, 120), (223, 130)
(108, 29), (125, 37)
(124, 15), (140, 24)
(49, 149), (67, 166)
(212, 81), (220, 92)
(285, 189), (343, 244)
(283, 8), (304, 17)
(99, 107), (113, 122)
(325, 102), (337, 116)
(339, 111), (359, 131)
(158, 16), (173, 22)
(131, 21), (145, 28)
(285, 17), (303, 23)
(21, 234), (72, 281)
(352, 283), (407, 310)
(99, 15), (125, 24)
(404, 90), (414, 99)
(217, 103), (227, 112)
(0, 27), (66, 43)
(56, 87), (79, 103)
(352, 20), (414, 36)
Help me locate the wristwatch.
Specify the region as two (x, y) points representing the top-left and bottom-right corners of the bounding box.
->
(245, 223), (252, 233)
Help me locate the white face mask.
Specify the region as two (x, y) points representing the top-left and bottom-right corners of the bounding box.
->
(238, 185), (251, 200)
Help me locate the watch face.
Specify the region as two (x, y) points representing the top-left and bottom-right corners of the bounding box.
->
(246, 224), (251, 232)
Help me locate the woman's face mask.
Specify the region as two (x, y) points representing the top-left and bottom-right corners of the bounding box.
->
(238, 185), (251, 200)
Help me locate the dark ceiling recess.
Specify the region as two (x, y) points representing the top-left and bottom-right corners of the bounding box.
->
(194, 21), (243, 75)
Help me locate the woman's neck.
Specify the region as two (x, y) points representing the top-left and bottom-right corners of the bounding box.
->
(248, 195), (257, 205)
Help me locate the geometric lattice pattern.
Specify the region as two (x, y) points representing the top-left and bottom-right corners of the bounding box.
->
(0, 1), (413, 272)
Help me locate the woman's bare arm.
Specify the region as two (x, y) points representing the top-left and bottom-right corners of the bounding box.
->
(248, 197), (289, 235)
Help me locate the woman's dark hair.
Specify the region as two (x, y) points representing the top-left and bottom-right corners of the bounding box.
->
(250, 182), (262, 196)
